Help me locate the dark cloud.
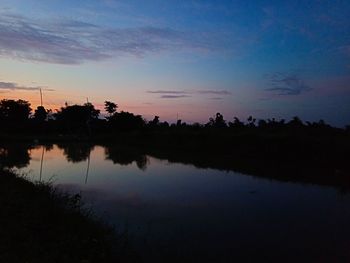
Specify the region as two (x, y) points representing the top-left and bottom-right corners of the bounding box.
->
(147, 89), (231, 95)
(197, 90), (231, 95)
(0, 81), (54, 91)
(0, 13), (232, 65)
(210, 97), (224, 100)
(147, 90), (188, 94)
(160, 95), (191, 99)
(265, 72), (312, 95)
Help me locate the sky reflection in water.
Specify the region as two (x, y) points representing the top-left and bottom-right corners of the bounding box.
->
(15, 145), (350, 261)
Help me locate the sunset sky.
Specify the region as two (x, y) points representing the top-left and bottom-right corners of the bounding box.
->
(0, 0), (349, 125)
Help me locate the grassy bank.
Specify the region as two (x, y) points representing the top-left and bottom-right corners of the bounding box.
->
(0, 169), (135, 263)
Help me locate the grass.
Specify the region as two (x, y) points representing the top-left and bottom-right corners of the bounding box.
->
(0, 169), (137, 263)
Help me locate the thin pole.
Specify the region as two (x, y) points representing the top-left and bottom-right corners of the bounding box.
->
(40, 88), (43, 107)
(39, 146), (45, 182)
(85, 151), (90, 184)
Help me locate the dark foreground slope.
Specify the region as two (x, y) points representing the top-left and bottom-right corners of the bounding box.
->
(0, 169), (135, 263)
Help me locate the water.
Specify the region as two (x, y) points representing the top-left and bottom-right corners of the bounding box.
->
(6, 144), (350, 261)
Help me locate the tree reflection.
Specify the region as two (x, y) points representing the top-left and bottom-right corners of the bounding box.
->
(0, 144), (32, 168)
(43, 143), (54, 152)
(104, 146), (148, 171)
(57, 143), (94, 163)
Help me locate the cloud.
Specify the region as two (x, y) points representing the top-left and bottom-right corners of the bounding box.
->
(0, 81), (54, 91)
(147, 90), (188, 94)
(265, 72), (312, 95)
(147, 89), (231, 100)
(147, 89), (231, 95)
(160, 95), (191, 99)
(0, 12), (233, 65)
(196, 90), (231, 95)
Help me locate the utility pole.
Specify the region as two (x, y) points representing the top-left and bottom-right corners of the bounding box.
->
(39, 146), (45, 182)
(40, 88), (43, 107)
(85, 151), (91, 184)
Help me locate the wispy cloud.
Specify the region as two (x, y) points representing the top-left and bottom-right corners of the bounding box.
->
(147, 89), (231, 100)
(147, 90), (188, 94)
(196, 89), (231, 95)
(265, 72), (312, 95)
(0, 81), (54, 91)
(0, 12), (233, 65)
(147, 89), (231, 95)
(160, 95), (191, 99)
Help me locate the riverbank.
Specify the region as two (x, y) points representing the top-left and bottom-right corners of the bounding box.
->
(0, 169), (135, 263)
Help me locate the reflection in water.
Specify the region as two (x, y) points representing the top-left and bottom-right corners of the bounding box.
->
(2, 143), (350, 262)
(39, 146), (44, 181)
(85, 150), (90, 184)
(104, 145), (149, 171)
(57, 143), (95, 163)
(0, 143), (32, 168)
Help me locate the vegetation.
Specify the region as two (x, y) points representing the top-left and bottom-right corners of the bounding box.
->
(0, 168), (139, 263)
(0, 98), (349, 189)
(104, 100), (118, 118)
(0, 99), (31, 123)
(0, 98), (348, 135)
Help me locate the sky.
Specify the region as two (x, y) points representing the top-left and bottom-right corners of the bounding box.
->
(0, 0), (349, 126)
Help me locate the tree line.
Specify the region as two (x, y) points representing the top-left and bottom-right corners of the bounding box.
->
(0, 98), (349, 135)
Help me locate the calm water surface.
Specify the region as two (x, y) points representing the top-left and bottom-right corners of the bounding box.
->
(14, 144), (350, 261)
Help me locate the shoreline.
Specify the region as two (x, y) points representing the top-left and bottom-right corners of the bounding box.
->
(0, 169), (135, 263)
(1, 131), (350, 191)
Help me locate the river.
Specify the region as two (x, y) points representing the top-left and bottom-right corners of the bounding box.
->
(6, 143), (350, 262)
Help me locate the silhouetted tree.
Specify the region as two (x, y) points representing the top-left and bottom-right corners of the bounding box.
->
(108, 111), (145, 131)
(0, 99), (32, 123)
(148, 116), (160, 128)
(104, 101), (118, 118)
(258, 119), (267, 128)
(160, 121), (169, 128)
(247, 116), (256, 127)
(288, 116), (304, 128)
(207, 112), (227, 128)
(191, 122), (202, 130)
(54, 103), (100, 133)
(34, 106), (48, 122)
(228, 117), (244, 128)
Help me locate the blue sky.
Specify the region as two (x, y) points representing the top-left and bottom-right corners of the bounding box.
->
(0, 0), (349, 125)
